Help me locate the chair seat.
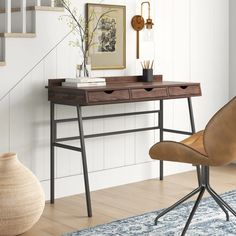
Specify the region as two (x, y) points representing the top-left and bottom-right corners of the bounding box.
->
(181, 130), (207, 156)
(149, 131), (209, 166)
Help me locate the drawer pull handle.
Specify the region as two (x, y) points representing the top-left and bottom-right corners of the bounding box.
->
(180, 86), (188, 89)
(144, 88), (154, 92)
(104, 90), (114, 94)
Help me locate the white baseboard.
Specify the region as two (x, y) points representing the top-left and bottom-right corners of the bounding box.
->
(41, 161), (195, 201)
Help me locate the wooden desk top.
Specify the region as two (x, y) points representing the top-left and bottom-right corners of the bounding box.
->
(47, 75), (201, 106)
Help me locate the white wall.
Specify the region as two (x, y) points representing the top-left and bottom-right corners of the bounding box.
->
(0, 0), (229, 200)
(229, 0), (236, 98)
(191, 0), (229, 124)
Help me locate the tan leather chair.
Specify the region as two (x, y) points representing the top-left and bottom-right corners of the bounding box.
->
(149, 97), (236, 236)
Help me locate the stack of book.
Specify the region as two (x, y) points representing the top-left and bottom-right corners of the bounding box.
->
(62, 77), (106, 87)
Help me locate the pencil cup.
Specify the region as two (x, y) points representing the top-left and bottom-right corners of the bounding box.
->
(142, 69), (153, 82)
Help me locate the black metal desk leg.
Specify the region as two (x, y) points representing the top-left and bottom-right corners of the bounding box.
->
(187, 97), (196, 133)
(50, 102), (55, 204)
(76, 105), (92, 217)
(159, 100), (164, 180)
(187, 98), (201, 186)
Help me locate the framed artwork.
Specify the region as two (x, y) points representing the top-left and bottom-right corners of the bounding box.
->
(86, 4), (126, 70)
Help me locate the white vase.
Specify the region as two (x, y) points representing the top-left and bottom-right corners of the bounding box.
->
(0, 153), (45, 236)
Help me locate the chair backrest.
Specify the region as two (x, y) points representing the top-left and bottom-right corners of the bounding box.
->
(204, 97), (236, 166)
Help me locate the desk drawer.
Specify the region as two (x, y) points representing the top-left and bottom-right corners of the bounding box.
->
(131, 87), (167, 99)
(88, 90), (130, 103)
(48, 91), (85, 105)
(168, 85), (201, 97)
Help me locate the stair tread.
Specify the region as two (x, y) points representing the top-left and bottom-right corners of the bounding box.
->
(0, 61), (6, 66)
(0, 6), (64, 14)
(33, 6), (64, 12)
(0, 33), (36, 38)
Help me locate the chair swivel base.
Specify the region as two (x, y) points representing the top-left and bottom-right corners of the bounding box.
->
(154, 166), (236, 236)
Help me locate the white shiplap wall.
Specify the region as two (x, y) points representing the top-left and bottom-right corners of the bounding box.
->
(0, 0), (229, 200)
(229, 0), (236, 98)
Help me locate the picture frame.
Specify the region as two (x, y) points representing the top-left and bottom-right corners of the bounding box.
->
(86, 3), (126, 70)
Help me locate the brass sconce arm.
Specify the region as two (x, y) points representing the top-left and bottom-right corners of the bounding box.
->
(141, 1), (154, 29)
(141, 1), (151, 19)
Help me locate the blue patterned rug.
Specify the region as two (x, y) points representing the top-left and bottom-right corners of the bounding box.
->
(63, 190), (236, 236)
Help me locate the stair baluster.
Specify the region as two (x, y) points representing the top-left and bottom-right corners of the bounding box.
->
(5, 0), (11, 33)
(20, 0), (26, 33)
(36, 0), (41, 7)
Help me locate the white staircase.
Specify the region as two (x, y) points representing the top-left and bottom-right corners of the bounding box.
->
(0, 0), (63, 66)
(0, 0), (75, 102)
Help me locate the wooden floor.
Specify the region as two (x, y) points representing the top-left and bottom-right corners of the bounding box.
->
(23, 165), (236, 236)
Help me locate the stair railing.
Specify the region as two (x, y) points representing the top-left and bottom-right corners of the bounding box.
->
(4, 0), (56, 33)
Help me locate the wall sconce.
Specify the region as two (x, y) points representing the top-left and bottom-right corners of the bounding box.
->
(131, 1), (154, 59)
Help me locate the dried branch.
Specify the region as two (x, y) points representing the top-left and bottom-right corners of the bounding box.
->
(56, 0), (116, 76)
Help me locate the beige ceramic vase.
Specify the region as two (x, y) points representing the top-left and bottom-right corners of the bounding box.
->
(0, 153), (45, 235)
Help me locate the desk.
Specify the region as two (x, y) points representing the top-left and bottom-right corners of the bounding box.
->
(47, 75), (201, 217)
